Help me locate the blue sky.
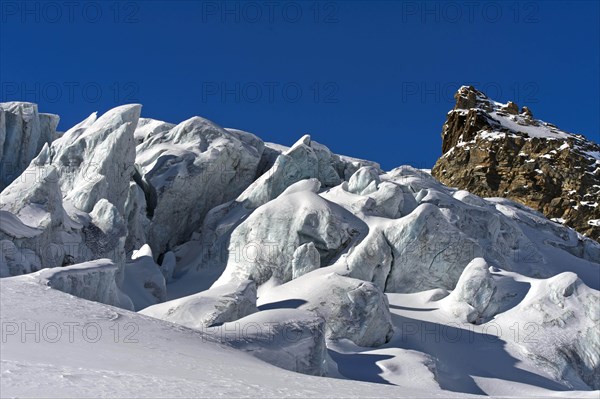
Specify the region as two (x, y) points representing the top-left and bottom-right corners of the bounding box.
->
(1, 1), (598, 169)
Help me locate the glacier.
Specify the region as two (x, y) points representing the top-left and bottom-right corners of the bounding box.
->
(1, 100), (599, 398)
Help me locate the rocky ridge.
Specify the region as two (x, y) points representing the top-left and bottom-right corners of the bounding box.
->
(432, 86), (600, 240)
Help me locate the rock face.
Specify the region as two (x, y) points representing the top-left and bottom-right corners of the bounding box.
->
(0, 102), (60, 190)
(432, 86), (600, 240)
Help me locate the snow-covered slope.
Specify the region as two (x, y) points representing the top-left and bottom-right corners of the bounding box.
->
(1, 275), (462, 398)
(1, 102), (599, 398)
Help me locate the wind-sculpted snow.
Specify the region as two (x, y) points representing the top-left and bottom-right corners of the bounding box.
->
(1, 276), (455, 399)
(32, 259), (129, 308)
(0, 102), (59, 190)
(258, 271), (394, 347)
(0, 210), (43, 239)
(514, 272), (600, 389)
(141, 280), (257, 327)
(208, 309), (327, 376)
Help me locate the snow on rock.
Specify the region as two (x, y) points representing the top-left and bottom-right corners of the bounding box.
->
(259, 272), (394, 347)
(212, 189), (362, 288)
(208, 308), (327, 376)
(433, 86), (600, 239)
(33, 259), (131, 308)
(122, 244), (167, 310)
(135, 116), (264, 256)
(0, 102), (59, 190)
(141, 280), (257, 328)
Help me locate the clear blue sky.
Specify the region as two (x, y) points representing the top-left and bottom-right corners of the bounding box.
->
(1, 1), (598, 169)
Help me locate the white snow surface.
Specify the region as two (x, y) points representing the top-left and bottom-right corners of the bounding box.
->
(1, 275), (464, 399)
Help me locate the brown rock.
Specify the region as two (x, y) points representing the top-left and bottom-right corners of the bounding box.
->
(432, 87), (600, 241)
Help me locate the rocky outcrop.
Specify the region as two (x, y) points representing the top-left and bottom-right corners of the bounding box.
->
(432, 86), (600, 240)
